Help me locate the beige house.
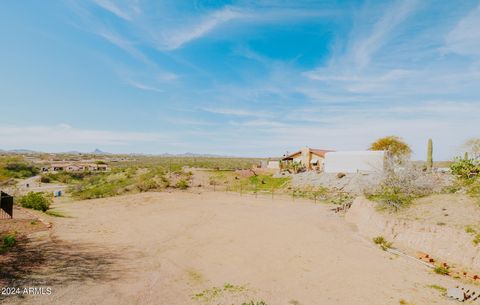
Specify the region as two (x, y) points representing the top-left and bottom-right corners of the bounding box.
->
(282, 147), (334, 171)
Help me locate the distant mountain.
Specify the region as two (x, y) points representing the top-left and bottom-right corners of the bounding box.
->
(63, 150), (83, 155)
(92, 148), (110, 155)
(6, 149), (39, 154)
(156, 152), (230, 157)
(179, 152), (225, 157)
(0, 149), (242, 158)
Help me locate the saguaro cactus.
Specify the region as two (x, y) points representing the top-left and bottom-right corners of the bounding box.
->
(427, 138), (433, 170)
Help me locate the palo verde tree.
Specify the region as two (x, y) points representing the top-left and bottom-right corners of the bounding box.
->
(369, 136), (412, 162)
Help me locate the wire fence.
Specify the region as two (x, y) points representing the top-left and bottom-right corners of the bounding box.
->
(202, 182), (352, 205)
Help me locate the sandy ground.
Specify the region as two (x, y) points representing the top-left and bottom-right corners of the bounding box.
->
(2, 191), (462, 305)
(396, 194), (480, 228)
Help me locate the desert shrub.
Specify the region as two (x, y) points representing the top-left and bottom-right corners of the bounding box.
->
(40, 175), (51, 183)
(373, 236), (392, 250)
(433, 266), (449, 275)
(176, 179), (189, 190)
(0, 157), (39, 179)
(193, 283), (247, 303)
(136, 179), (159, 192)
(71, 178), (133, 199)
(45, 210), (66, 217)
(44, 171), (96, 183)
(465, 226), (480, 245)
(367, 161), (440, 209)
(449, 157), (480, 202)
(19, 192), (51, 211)
(368, 192), (416, 209)
(328, 192), (355, 205)
(427, 284), (447, 295)
(3, 235), (16, 247)
(0, 234), (16, 253)
(450, 157), (480, 180)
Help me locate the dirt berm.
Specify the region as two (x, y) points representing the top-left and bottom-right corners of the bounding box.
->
(345, 196), (480, 272)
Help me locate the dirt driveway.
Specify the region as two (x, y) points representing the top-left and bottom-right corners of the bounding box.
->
(2, 192), (460, 305)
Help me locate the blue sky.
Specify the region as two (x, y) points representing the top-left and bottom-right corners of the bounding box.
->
(1, 0), (479, 159)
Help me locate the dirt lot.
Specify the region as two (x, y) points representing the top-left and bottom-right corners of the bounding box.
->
(1, 192), (462, 305)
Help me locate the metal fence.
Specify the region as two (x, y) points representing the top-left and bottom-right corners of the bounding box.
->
(1, 191), (13, 219)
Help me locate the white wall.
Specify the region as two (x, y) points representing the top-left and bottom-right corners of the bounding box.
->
(267, 161), (280, 169)
(324, 151), (385, 173)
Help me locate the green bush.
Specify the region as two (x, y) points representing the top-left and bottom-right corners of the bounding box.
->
(465, 226), (480, 245)
(176, 179), (189, 190)
(368, 191), (416, 209)
(0, 158), (39, 179)
(19, 192), (51, 211)
(40, 175), (51, 183)
(433, 266), (449, 275)
(450, 157), (480, 180)
(1, 234), (17, 253)
(136, 179), (159, 192)
(373, 236), (392, 251)
(3, 235), (16, 247)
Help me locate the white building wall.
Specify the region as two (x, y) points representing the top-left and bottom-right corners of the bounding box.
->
(267, 161), (280, 169)
(324, 151), (385, 173)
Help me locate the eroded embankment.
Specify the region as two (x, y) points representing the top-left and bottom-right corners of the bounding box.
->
(345, 196), (480, 272)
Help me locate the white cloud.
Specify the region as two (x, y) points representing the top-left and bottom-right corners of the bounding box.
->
(0, 124), (164, 146)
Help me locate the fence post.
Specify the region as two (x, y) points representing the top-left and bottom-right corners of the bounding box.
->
(314, 194), (317, 204)
(255, 184), (257, 199)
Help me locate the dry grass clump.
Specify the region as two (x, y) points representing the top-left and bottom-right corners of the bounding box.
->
(366, 160), (447, 210)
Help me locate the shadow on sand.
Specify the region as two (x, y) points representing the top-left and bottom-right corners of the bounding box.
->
(0, 235), (126, 301)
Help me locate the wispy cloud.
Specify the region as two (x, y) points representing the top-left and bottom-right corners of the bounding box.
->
(445, 4), (480, 57)
(92, 0), (140, 21)
(0, 124), (165, 147)
(96, 28), (150, 63)
(201, 107), (270, 118)
(125, 79), (164, 92)
(160, 7), (246, 50)
(351, 0), (418, 69)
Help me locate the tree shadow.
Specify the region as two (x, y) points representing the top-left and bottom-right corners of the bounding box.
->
(0, 235), (127, 301)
